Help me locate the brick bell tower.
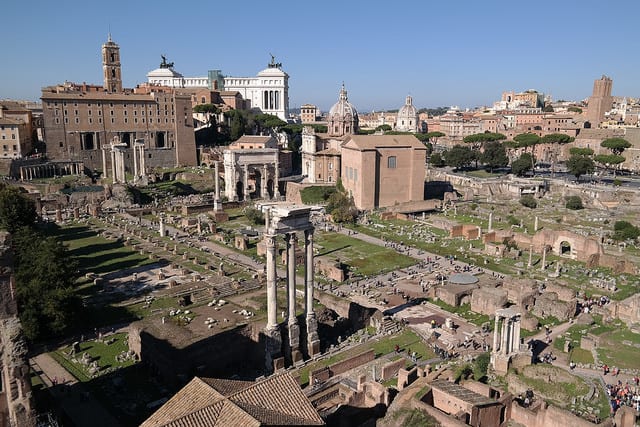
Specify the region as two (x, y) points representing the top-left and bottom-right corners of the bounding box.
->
(102, 33), (123, 92)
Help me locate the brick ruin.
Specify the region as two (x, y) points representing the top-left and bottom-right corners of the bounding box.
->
(0, 232), (35, 427)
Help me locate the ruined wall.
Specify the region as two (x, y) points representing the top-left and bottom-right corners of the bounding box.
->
(532, 292), (577, 321)
(308, 349), (375, 385)
(471, 287), (508, 315)
(0, 232), (35, 427)
(380, 358), (406, 381)
(509, 401), (608, 427)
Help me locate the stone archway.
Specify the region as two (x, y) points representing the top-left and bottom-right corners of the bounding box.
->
(560, 241), (572, 257)
(236, 181), (244, 201)
(254, 169), (263, 198)
(267, 179), (274, 199)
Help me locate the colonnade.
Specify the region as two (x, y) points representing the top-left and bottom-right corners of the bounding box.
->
(19, 162), (83, 180)
(101, 137), (146, 184)
(263, 206), (319, 373)
(224, 160), (280, 201)
(492, 308), (521, 356)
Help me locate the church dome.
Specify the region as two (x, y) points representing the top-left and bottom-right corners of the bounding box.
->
(327, 84), (358, 137)
(329, 84), (358, 119)
(398, 95), (417, 118)
(396, 95), (418, 132)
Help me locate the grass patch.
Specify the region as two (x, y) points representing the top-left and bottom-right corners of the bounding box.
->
(52, 333), (137, 382)
(429, 300), (491, 327)
(300, 185), (336, 204)
(315, 231), (416, 277)
(48, 225), (153, 276)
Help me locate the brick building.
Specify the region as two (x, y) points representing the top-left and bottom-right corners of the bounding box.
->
(341, 134), (426, 210)
(41, 36), (197, 173)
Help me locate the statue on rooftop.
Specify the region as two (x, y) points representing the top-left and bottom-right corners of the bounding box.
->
(160, 55), (174, 69)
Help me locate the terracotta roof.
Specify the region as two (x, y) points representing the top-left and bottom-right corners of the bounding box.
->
(342, 134), (426, 151)
(316, 148), (340, 155)
(142, 373), (324, 426)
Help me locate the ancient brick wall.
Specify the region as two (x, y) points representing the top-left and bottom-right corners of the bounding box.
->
(381, 358), (406, 381)
(309, 349), (375, 385)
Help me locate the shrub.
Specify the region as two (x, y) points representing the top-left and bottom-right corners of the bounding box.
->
(613, 179), (622, 186)
(519, 195), (537, 209)
(506, 215), (519, 226)
(565, 195), (584, 210)
(613, 220), (640, 241)
(244, 206), (264, 225)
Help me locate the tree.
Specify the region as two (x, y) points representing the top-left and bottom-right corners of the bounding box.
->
(445, 145), (475, 171)
(0, 185), (37, 233)
(601, 137), (631, 156)
(244, 206), (265, 225)
(473, 353), (490, 382)
(193, 103), (219, 115)
(594, 154), (625, 176)
(513, 133), (541, 171)
(568, 106), (583, 114)
(519, 195), (537, 208)
(13, 227), (81, 340)
(566, 154), (595, 181)
(480, 141), (508, 172)
(429, 152), (445, 167)
(613, 221), (640, 241)
(543, 104), (554, 112)
(540, 133), (574, 176)
(565, 196), (584, 210)
(254, 113), (287, 133)
(569, 147), (594, 156)
(425, 131), (445, 143)
(224, 110), (249, 141)
(375, 124), (392, 132)
(326, 179), (358, 223)
(600, 137), (631, 177)
(511, 153), (534, 177)
(463, 133), (506, 168)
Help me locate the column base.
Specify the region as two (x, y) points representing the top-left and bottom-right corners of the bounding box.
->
(264, 326), (282, 374)
(490, 352), (511, 375)
(306, 315), (320, 357)
(288, 322), (300, 349)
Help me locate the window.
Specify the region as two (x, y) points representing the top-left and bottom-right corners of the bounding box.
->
(388, 156), (397, 168)
(12, 145), (17, 151)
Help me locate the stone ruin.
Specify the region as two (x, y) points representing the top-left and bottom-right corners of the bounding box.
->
(0, 232), (35, 426)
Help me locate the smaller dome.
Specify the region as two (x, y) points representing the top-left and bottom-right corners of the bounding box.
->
(329, 84), (358, 118)
(398, 95), (417, 117)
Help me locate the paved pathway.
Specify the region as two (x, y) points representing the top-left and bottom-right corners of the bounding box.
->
(31, 353), (122, 427)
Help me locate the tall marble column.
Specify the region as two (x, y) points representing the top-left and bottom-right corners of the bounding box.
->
(274, 161), (280, 198)
(488, 212), (493, 232)
(214, 161), (221, 211)
(262, 164), (268, 199)
(287, 233), (300, 359)
(266, 233), (278, 330)
(305, 228), (319, 356)
(512, 317), (521, 353)
(541, 246), (547, 271)
(492, 316), (500, 351)
(111, 149), (117, 184)
(133, 144), (138, 180)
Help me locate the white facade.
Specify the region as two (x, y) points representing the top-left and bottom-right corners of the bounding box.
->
(224, 64), (290, 121)
(147, 66), (209, 88)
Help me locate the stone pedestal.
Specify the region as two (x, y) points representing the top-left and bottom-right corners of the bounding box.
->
(307, 315), (320, 356)
(264, 326), (282, 374)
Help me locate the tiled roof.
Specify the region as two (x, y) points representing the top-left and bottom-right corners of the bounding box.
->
(342, 134), (426, 150)
(142, 373), (324, 426)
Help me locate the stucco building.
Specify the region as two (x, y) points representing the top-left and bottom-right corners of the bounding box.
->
(341, 134), (426, 210)
(41, 36), (197, 172)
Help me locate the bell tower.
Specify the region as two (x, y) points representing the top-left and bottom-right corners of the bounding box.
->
(102, 34), (123, 92)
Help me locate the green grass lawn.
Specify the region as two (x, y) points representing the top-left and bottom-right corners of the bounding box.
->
(429, 300), (491, 327)
(51, 333), (136, 382)
(315, 231), (416, 277)
(300, 185), (336, 204)
(49, 225), (153, 276)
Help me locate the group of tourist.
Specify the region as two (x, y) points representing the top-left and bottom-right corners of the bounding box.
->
(606, 379), (640, 414)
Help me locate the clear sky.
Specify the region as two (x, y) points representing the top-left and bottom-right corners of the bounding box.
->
(1, 0), (638, 112)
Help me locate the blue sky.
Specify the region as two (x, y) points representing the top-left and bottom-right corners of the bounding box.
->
(2, 0), (638, 112)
